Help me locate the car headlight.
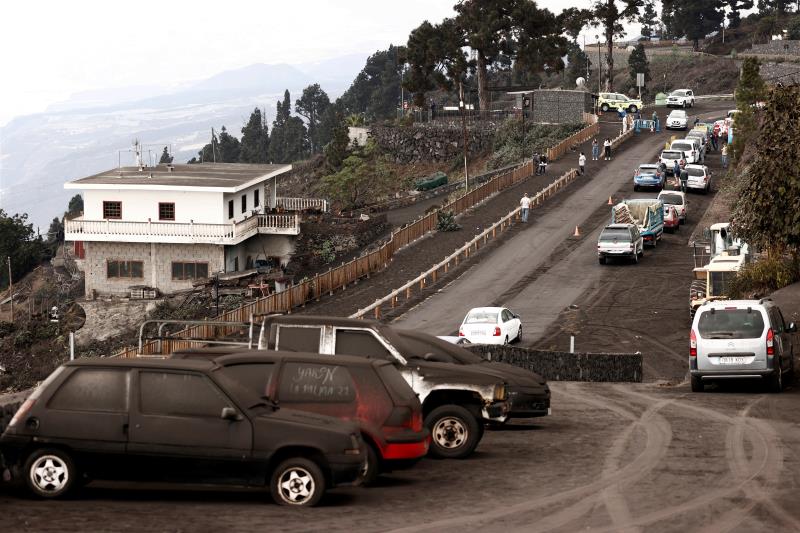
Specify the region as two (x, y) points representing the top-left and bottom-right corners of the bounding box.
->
(494, 383), (507, 401)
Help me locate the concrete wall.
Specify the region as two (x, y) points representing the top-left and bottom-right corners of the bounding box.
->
(84, 241), (224, 297)
(759, 61), (800, 84)
(224, 234), (295, 271)
(466, 344), (643, 382)
(532, 90), (594, 124)
(223, 181), (271, 223)
(83, 189), (225, 224)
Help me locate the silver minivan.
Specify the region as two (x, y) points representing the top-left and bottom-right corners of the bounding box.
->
(690, 299), (796, 392)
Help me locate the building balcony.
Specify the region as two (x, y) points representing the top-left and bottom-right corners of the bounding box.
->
(64, 213), (300, 244)
(275, 197), (328, 212)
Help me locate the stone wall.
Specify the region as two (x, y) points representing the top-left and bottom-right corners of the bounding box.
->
(84, 241), (225, 298)
(371, 124), (497, 164)
(750, 40), (800, 56)
(532, 90), (594, 124)
(287, 214), (390, 274)
(759, 61), (800, 84)
(466, 345), (642, 382)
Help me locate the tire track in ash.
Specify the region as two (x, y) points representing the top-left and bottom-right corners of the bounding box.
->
(387, 384), (673, 533)
(589, 388), (796, 532)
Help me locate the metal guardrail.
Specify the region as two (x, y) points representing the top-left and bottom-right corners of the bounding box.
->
(350, 168), (581, 320)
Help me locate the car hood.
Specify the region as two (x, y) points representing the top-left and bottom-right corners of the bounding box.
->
(479, 362), (548, 388)
(408, 360), (507, 386)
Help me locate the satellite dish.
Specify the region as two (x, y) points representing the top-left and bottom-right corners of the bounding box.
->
(576, 77), (586, 87)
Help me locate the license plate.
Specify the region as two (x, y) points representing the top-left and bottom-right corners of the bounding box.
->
(719, 357), (749, 365)
(471, 331), (485, 336)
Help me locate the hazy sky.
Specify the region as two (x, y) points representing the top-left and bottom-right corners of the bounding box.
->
(1, 0), (606, 126)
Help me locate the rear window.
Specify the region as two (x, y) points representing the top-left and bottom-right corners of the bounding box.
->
(599, 228), (631, 241)
(48, 368), (128, 413)
(686, 168), (705, 177)
(672, 143), (692, 151)
(662, 151), (682, 159)
(464, 310), (498, 324)
(278, 362), (356, 403)
(698, 309), (765, 339)
(660, 194), (683, 205)
(375, 364), (416, 402)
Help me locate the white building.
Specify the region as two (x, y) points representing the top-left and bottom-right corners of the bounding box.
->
(64, 163), (326, 298)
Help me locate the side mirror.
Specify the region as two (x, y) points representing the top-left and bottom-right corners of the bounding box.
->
(423, 352), (445, 363)
(221, 407), (242, 421)
(788, 322), (797, 333)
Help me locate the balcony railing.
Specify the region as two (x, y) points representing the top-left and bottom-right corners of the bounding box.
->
(275, 197), (328, 212)
(64, 213), (299, 244)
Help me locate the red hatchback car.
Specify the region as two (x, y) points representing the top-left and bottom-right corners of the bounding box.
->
(663, 205), (680, 233)
(172, 349), (428, 484)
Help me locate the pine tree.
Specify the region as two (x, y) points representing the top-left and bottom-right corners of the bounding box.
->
(736, 58), (766, 108)
(639, 0), (658, 37)
(67, 194), (83, 216)
(589, 0), (645, 91)
(671, 0), (725, 50)
(217, 126), (241, 162)
(240, 108), (270, 163)
(296, 84), (331, 154)
(628, 43), (651, 93)
(269, 90), (308, 163)
(158, 146), (173, 164)
(323, 109), (351, 173)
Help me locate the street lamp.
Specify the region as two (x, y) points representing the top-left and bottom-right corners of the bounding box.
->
(596, 34), (602, 95)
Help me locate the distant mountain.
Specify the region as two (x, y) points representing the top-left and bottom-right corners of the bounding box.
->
(0, 53), (368, 228)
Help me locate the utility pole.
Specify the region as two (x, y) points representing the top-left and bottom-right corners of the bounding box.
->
(459, 81), (470, 191)
(7, 256), (12, 323)
(596, 35), (602, 95)
(211, 127), (217, 163)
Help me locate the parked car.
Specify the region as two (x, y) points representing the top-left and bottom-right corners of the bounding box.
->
(670, 140), (700, 164)
(684, 164), (711, 194)
(598, 92), (643, 113)
(658, 190), (687, 223)
(170, 350), (428, 485)
(663, 205), (680, 233)
(685, 131), (708, 157)
(690, 299), (796, 392)
(597, 223), (644, 264)
(0, 358), (364, 506)
(666, 109), (688, 130)
(660, 150), (686, 174)
(633, 163), (665, 191)
(667, 89), (695, 108)
(459, 307), (522, 345)
(256, 316), (510, 459)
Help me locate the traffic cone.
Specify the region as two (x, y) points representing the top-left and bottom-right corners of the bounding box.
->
(573, 225), (581, 237)
(607, 195), (614, 205)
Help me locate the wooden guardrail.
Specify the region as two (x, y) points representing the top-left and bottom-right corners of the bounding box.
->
(119, 160), (535, 357)
(546, 119), (600, 162)
(350, 168), (580, 320)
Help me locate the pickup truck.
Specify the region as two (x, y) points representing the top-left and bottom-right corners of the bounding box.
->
(597, 223), (644, 264)
(611, 198), (664, 247)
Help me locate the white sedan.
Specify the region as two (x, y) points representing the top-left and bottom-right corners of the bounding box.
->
(666, 109), (688, 130)
(458, 307), (522, 345)
(684, 164), (711, 194)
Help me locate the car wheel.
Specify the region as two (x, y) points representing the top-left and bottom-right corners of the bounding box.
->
(629, 105), (638, 113)
(633, 251), (639, 264)
(516, 327), (522, 343)
(357, 442), (380, 487)
(768, 368), (783, 393)
(504, 335), (509, 345)
(634, 184), (640, 192)
(691, 375), (704, 392)
(24, 449), (77, 499)
(601, 103), (609, 112)
(271, 457), (326, 507)
(425, 404), (482, 459)
(599, 256), (606, 265)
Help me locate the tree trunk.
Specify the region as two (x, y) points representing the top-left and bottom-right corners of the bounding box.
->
(606, 25), (614, 92)
(476, 52), (489, 112)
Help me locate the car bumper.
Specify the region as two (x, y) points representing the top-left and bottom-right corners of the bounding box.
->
(506, 388), (551, 418)
(598, 251), (636, 258)
(327, 453), (368, 487)
(634, 179), (662, 188)
(381, 430), (430, 461)
(666, 123), (687, 129)
(482, 400), (509, 422)
(686, 181), (707, 190)
(691, 369), (775, 381)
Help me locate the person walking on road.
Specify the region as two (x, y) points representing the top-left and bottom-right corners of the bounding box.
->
(579, 152), (586, 175)
(603, 138), (612, 160)
(520, 193), (531, 222)
(721, 143), (729, 168)
(538, 154), (548, 175)
(591, 139), (599, 161)
(673, 160), (681, 183)
(710, 129), (719, 151)
(651, 110), (658, 132)
(679, 167), (689, 193)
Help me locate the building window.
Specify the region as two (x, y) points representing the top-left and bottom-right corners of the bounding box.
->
(107, 260), (143, 279)
(103, 201), (122, 219)
(228, 200), (234, 219)
(171, 262), (209, 280)
(241, 194), (247, 213)
(158, 202), (175, 221)
(254, 189), (260, 207)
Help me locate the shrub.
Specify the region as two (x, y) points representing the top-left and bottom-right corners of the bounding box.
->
(728, 256), (800, 299)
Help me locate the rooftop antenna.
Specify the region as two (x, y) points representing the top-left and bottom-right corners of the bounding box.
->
(133, 139), (144, 170)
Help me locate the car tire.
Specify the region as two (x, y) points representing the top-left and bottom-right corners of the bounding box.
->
(516, 327), (522, 343)
(271, 457), (326, 507)
(629, 105), (638, 113)
(601, 103), (609, 112)
(599, 256), (606, 265)
(691, 375), (704, 392)
(24, 448), (77, 499)
(768, 368), (783, 393)
(426, 404), (482, 459)
(504, 335), (509, 345)
(633, 251), (639, 264)
(634, 184), (640, 192)
(358, 442), (381, 487)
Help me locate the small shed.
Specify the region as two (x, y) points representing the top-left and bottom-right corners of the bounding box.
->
(531, 90), (596, 124)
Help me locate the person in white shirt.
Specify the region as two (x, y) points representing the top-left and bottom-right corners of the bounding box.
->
(578, 152), (586, 175)
(520, 193), (532, 222)
(603, 138), (612, 160)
